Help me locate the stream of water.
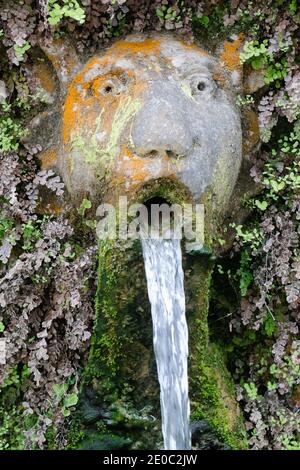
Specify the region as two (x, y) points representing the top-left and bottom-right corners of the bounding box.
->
(141, 237), (191, 450)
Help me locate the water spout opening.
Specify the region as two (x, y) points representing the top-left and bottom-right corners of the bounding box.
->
(143, 196), (171, 228)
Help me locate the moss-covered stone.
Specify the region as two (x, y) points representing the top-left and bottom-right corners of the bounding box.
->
(69, 237), (161, 449)
(185, 255), (247, 449)
(70, 237), (247, 450)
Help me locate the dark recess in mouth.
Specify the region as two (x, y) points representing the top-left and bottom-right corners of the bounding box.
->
(144, 196), (171, 227)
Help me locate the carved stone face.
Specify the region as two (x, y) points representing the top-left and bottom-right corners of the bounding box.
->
(57, 34), (243, 211)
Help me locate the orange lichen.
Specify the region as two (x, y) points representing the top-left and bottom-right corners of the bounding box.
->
(220, 33), (244, 71)
(34, 63), (56, 93)
(119, 144), (135, 159)
(180, 40), (208, 56)
(108, 39), (161, 57)
(114, 144), (151, 185)
(63, 81), (85, 144)
(113, 145), (176, 192)
(212, 70), (227, 87)
(63, 62), (101, 144)
(63, 52), (145, 148)
(39, 147), (58, 169)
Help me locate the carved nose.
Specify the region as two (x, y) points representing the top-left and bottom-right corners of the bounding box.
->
(131, 81), (193, 158)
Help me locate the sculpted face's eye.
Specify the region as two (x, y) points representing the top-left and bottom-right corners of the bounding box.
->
(189, 75), (216, 99)
(197, 81), (206, 91)
(100, 80), (115, 95)
(98, 73), (131, 97)
(103, 84), (113, 94)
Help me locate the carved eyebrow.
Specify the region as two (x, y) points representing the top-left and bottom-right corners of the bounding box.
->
(180, 68), (213, 80)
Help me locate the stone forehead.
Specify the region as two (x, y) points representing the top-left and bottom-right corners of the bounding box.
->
(81, 34), (216, 83)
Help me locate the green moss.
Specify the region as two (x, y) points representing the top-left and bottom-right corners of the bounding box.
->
(66, 419), (86, 449)
(191, 343), (248, 449)
(136, 177), (192, 205)
(74, 236), (164, 448)
(79, 431), (131, 450)
(85, 238), (142, 397)
(79, 213), (246, 449)
(44, 424), (58, 450)
(0, 406), (25, 450)
(186, 257), (247, 449)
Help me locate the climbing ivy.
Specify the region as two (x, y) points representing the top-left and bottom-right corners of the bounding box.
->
(0, 0), (299, 450)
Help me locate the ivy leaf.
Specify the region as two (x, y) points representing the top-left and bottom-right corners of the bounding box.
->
(244, 382), (258, 400)
(61, 407), (71, 417)
(255, 200), (268, 211)
(77, 198), (92, 217)
(13, 42), (31, 62)
(251, 56), (265, 70)
(198, 15), (210, 27)
(289, 0), (297, 14)
(264, 315), (276, 337)
(48, 4), (64, 25)
(53, 383), (68, 401)
(270, 180), (285, 192)
(64, 393), (78, 408)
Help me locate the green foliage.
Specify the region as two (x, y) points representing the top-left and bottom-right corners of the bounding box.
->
(52, 383), (79, 418)
(237, 250), (253, 297)
(254, 200), (268, 211)
(264, 315), (277, 337)
(236, 94), (255, 107)
(64, 393), (78, 408)
(22, 220), (42, 252)
(240, 39), (270, 68)
(13, 42), (30, 62)
(191, 343), (248, 449)
(261, 161), (300, 201)
(289, 0), (298, 14)
(0, 114), (26, 152)
(76, 198), (96, 229)
(244, 382), (258, 400)
(52, 383), (68, 401)
(230, 223), (263, 251)
(264, 59), (288, 85)
(0, 216), (13, 240)
(0, 366), (31, 449)
(66, 419), (85, 449)
(281, 436), (300, 450)
(156, 5), (179, 22)
(156, 0), (190, 25)
(48, 0), (86, 25)
(0, 407), (25, 450)
(77, 198), (92, 217)
(192, 3), (227, 38)
(196, 15), (210, 28)
(247, 130), (300, 212)
(240, 39), (289, 87)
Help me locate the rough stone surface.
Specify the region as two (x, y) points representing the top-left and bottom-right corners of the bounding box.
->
(39, 33), (245, 219)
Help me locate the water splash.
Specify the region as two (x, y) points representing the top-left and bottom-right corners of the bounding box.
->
(141, 238), (191, 450)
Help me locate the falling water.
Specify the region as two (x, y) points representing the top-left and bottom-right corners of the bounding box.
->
(141, 237), (191, 450)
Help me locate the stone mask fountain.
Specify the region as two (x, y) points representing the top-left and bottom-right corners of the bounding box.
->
(28, 32), (260, 449)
